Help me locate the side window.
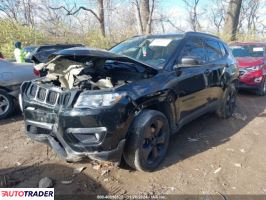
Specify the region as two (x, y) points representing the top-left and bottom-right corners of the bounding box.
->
(218, 42), (227, 57)
(179, 38), (206, 63)
(205, 39), (223, 62)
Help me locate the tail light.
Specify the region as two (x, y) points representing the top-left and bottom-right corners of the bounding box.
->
(34, 68), (40, 77)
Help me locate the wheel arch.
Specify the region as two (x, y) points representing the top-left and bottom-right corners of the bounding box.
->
(132, 89), (178, 135)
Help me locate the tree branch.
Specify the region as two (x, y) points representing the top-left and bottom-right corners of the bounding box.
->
(49, 5), (100, 22)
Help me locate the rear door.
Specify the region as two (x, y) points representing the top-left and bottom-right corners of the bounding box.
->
(203, 39), (227, 102)
(174, 37), (210, 122)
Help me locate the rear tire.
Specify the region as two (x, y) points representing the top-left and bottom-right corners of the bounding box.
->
(0, 90), (14, 120)
(256, 76), (266, 96)
(216, 83), (237, 119)
(123, 110), (170, 172)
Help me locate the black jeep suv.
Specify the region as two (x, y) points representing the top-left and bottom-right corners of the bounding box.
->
(20, 32), (238, 171)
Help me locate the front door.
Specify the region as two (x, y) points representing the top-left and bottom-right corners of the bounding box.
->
(173, 37), (210, 122)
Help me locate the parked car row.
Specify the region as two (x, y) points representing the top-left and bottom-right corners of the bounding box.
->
(23, 43), (84, 63)
(1, 32), (266, 171)
(230, 42), (266, 95)
(0, 59), (36, 119)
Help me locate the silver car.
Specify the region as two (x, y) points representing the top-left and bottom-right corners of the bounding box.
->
(0, 59), (37, 119)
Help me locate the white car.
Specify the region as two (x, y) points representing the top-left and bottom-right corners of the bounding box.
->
(0, 59), (37, 119)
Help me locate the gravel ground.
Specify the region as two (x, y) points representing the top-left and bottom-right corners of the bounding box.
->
(0, 91), (266, 197)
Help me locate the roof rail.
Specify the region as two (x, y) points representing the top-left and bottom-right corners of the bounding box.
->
(185, 31), (219, 39)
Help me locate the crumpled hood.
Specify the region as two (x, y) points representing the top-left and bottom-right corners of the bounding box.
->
(48, 47), (158, 72)
(236, 57), (265, 68)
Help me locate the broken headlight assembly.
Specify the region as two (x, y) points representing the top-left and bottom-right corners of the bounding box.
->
(74, 92), (126, 109)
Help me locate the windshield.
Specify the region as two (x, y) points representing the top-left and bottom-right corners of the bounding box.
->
(23, 46), (37, 53)
(23, 46), (38, 59)
(110, 36), (182, 69)
(231, 45), (265, 57)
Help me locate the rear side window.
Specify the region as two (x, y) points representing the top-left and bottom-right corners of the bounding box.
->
(205, 39), (223, 62)
(179, 38), (206, 63)
(218, 42), (228, 57)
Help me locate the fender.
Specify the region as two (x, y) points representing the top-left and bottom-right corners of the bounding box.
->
(128, 89), (178, 134)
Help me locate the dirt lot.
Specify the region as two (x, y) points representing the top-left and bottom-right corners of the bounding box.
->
(1, 91), (266, 197)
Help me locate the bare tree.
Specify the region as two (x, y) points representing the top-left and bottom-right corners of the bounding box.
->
(21, 0), (35, 27)
(223, 0), (243, 41)
(182, 0), (201, 31)
(50, 0), (106, 37)
(133, 0), (155, 34)
(238, 0), (261, 34)
(209, 0), (227, 33)
(0, 0), (20, 22)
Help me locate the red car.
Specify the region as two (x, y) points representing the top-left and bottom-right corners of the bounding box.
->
(230, 42), (266, 95)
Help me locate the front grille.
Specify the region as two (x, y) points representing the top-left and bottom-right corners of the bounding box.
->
(26, 84), (68, 106)
(47, 91), (58, 105)
(37, 127), (51, 135)
(63, 94), (70, 106)
(37, 88), (47, 101)
(29, 84), (37, 97)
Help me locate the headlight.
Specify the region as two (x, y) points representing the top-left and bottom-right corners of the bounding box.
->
(74, 92), (125, 109)
(246, 65), (263, 72)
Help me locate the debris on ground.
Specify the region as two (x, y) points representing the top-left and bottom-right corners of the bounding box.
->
(240, 148), (245, 153)
(15, 162), (22, 166)
(73, 167), (86, 174)
(232, 112), (247, 121)
(93, 164), (102, 171)
(102, 162), (115, 169)
(214, 167), (222, 174)
(101, 169), (110, 176)
(39, 177), (54, 188)
(234, 163), (242, 168)
(226, 148), (234, 152)
(92, 162), (114, 171)
(187, 137), (200, 142)
(61, 180), (73, 185)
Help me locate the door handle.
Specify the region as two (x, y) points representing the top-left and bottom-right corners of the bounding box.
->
(204, 69), (211, 75)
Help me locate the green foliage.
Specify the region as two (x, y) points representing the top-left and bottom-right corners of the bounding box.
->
(3, 19), (264, 60)
(218, 32), (266, 43)
(83, 30), (113, 50)
(0, 20), (45, 59)
(0, 20), (117, 59)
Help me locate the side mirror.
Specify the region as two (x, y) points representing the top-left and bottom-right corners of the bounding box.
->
(181, 56), (202, 66)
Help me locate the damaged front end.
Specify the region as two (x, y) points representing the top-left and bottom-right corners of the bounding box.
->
(21, 47), (157, 163)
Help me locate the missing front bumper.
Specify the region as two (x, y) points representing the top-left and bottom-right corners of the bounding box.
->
(25, 120), (125, 163)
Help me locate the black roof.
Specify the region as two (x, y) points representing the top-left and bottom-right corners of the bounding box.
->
(132, 32), (219, 40)
(185, 31), (219, 39)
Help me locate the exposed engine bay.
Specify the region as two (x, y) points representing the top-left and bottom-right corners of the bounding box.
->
(35, 55), (156, 91)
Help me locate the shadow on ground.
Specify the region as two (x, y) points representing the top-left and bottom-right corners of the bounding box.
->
(0, 163), (108, 197)
(0, 109), (22, 126)
(1, 91), (266, 173)
(158, 91), (266, 170)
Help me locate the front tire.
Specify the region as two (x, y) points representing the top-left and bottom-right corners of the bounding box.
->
(216, 83), (237, 119)
(0, 90), (14, 120)
(256, 76), (266, 96)
(123, 110), (170, 172)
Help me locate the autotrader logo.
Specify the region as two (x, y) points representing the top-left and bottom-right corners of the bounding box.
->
(0, 188), (54, 200)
